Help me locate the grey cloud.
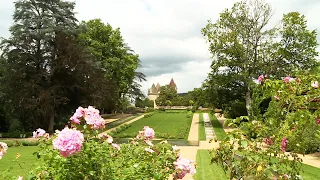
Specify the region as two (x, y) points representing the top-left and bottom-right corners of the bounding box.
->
(138, 57), (183, 77)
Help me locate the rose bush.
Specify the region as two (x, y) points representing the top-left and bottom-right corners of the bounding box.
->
(211, 131), (303, 180)
(251, 73), (320, 153)
(19, 106), (196, 180)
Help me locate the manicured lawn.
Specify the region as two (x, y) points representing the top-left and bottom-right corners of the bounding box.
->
(208, 113), (227, 141)
(198, 113), (206, 141)
(194, 150), (228, 180)
(301, 163), (320, 180)
(115, 112), (192, 139)
(0, 146), (39, 178)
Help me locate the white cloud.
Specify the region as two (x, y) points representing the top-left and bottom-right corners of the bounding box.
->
(0, 0), (319, 96)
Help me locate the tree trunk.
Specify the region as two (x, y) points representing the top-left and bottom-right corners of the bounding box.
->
(48, 111), (55, 133)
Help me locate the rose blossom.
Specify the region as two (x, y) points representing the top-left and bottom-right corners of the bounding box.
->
(52, 127), (84, 157)
(32, 128), (46, 138)
(258, 75), (264, 83)
(281, 137), (288, 152)
(83, 106), (105, 129)
(311, 81), (319, 88)
(98, 133), (113, 144)
(274, 96), (280, 101)
(283, 76), (291, 83)
(112, 143), (120, 151)
(144, 140), (153, 146)
(70, 106), (105, 129)
(172, 145), (179, 151)
(316, 119), (320, 124)
(143, 126), (155, 140)
(173, 157), (196, 179)
(264, 136), (273, 145)
(0, 142), (8, 159)
(145, 148), (155, 153)
(70, 106), (85, 124)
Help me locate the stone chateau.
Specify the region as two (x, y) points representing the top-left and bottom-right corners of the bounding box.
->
(147, 78), (177, 101)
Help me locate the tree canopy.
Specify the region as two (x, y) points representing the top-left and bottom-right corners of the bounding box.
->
(202, 0), (318, 118)
(0, 0), (145, 133)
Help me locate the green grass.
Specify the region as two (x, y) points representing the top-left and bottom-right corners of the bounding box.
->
(115, 112), (192, 139)
(198, 113), (206, 140)
(194, 150), (228, 180)
(0, 146), (39, 178)
(105, 114), (141, 130)
(208, 113), (227, 141)
(301, 163), (320, 180)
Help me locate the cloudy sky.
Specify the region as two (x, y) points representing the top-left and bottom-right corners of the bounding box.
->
(0, 0), (319, 95)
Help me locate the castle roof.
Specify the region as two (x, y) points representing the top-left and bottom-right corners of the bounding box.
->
(169, 78), (176, 87)
(156, 83), (160, 90)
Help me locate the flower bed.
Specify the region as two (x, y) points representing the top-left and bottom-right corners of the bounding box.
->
(0, 106), (196, 179)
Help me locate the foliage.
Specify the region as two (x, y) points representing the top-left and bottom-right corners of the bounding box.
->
(211, 131), (303, 180)
(156, 85), (178, 106)
(0, 132), (33, 138)
(0, 139), (39, 147)
(201, 0), (318, 118)
(0, 1), (145, 133)
(135, 98), (154, 108)
(79, 19), (145, 113)
(251, 73), (320, 153)
(10, 107), (195, 180)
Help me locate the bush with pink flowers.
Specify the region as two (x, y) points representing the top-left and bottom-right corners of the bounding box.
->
(251, 72), (320, 154)
(24, 106), (195, 179)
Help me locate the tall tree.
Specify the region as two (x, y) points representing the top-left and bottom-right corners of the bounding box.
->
(275, 12), (318, 75)
(202, 0), (274, 117)
(155, 85), (178, 106)
(79, 19), (145, 113)
(0, 0), (86, 132)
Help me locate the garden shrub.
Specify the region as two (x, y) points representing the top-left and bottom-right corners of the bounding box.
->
(144, 112), (155, 118)
(0, 132), (33, 138)
(146, 107), (155, 112)
(251, 73), (320, 154)
(1, 106), (196, 179)
(212, 131), (303, 180)
(223, 101), (247, 119)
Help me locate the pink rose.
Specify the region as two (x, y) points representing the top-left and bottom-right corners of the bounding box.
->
(173, 157), (196, 179)
(143, 126), (155, 140)
(145, 148), (155, 153)
(281, 137), (288, 152)
(283, 76), (295, 83)
(70, 107), (85, 124)
(311, 81), (319, 88)
(258, 75), (264, 83)
(52, 127), (84, 157)
(144, 140), (153, 146)
(32, 128), (46, 138)
(111, 143), (120, 151)
(0, 142), (8, 159)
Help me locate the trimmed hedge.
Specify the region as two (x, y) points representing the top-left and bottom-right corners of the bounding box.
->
(0, 139), (39, 147)
(0, 132), (33, 138)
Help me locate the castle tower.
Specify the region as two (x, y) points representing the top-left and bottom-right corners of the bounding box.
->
(168, 78), (177, 91)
